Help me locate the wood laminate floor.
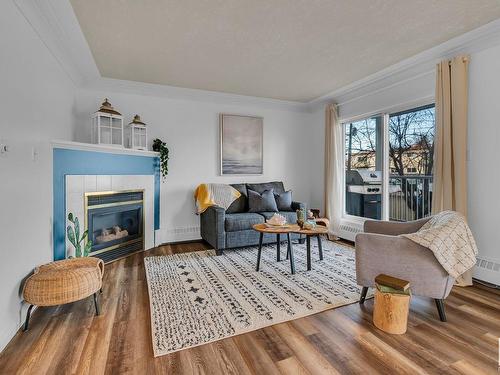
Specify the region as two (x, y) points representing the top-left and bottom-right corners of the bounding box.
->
(0, 241), (499, 374)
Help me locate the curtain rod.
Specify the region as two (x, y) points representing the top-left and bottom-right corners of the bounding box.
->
(447, 56), (469, 65)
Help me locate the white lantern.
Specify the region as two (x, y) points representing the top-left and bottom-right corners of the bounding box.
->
(128, 114), (148, 150)
(91, 99), (124, 147)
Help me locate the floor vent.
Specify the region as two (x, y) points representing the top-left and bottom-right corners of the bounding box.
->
(167, 226), (200, 236)
(156, 226), (201, 245)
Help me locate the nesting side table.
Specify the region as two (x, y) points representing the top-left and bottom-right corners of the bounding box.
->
(252, 223), (300, 274)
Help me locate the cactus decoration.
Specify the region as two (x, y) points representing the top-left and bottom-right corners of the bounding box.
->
(67, 213), (92, 257)
(296, 208), (306, 228)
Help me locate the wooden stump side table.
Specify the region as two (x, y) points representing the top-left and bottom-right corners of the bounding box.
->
(373, 288), (411, 334)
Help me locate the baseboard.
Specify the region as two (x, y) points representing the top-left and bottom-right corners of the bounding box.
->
(0, 325), (18, 354)
(160, 239), (206, 246)
(0, 303), (36, 353)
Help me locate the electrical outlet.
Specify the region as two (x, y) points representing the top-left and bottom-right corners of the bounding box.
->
(32, 146), (39, 162)
(0, 139), (8, 157)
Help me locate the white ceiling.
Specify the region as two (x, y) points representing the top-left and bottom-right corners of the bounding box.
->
(70, 0), (500, 102)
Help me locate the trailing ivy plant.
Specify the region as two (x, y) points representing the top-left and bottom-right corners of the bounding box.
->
(67, 213), (92, 257)
(152, 138), (169, 179)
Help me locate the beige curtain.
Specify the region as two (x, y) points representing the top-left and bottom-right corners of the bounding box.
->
(433, 55), (472, 286)
(324, 104), (343, 238)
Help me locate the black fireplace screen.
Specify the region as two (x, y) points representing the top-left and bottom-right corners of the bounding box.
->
(85, 190), (144, 262)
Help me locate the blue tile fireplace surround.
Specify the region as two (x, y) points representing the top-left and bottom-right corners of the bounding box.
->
(53, 144), (160, 260)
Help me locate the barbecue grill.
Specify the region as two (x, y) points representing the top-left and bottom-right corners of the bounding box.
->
(346, 169), (382, 219)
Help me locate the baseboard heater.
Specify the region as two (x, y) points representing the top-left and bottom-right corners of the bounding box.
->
(335, 220), (364, 242)
(474, 256), (500, 287)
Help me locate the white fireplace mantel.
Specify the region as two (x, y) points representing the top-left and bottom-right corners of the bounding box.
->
(51, 140), (159, 157)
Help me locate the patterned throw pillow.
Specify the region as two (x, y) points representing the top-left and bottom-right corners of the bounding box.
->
(274, 190), (292, 211)
(248, 189), (278, 213)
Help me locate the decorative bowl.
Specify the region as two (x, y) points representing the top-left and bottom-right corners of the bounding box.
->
(266, 213), (287, 226)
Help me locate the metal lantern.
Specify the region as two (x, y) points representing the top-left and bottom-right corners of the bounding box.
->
(128, 114), (148, 150)
(91, 99), (124, 147)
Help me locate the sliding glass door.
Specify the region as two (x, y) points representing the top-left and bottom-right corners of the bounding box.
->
(342, 104), (435, 223)
(344, 115), (384, 220)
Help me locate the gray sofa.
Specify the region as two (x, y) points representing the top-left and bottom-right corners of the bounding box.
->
(356, 217), (455, 321)
(200, 181), (305, 255)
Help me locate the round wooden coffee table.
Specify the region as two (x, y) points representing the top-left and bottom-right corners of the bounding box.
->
(252, 223), (300, 274)
(293, 226), (329, 271)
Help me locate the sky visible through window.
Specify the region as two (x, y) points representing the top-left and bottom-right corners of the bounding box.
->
(345, 105), (435, 175)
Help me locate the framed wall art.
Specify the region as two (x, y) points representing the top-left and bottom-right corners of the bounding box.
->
(220, 114), (263, 175)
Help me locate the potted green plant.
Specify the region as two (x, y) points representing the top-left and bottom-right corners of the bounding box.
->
(152, 138), (169, 179)
(67, 213), (92, 257)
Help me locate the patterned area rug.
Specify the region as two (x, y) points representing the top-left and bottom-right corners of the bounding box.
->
(144, 240), (363, 357)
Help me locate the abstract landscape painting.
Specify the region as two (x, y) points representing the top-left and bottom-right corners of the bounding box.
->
(220, 114), (263, 175)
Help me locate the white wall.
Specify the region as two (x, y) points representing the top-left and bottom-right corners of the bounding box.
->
(0, 1), (77, 351)
(74, 88), (318, 243)
(468, 44), (500, 284)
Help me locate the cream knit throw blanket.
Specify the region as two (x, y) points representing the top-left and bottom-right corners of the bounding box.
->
(402, 211), (478, 279)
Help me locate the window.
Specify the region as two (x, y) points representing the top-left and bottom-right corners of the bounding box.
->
(342, 104), (435, 223)
(389, 104), (434, 221)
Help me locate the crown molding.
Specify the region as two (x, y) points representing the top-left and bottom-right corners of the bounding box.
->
(13, 0), (100, 86)
(81, 77), (313, 113)
(309, 18), (500, 110)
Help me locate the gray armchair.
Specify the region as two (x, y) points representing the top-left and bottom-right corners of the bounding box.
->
(355, 217), (455, 321)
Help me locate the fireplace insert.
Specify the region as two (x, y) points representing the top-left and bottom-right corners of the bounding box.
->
(85, 190), (144, 262)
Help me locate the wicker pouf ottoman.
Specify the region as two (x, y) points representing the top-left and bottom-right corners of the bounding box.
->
(22, 257), (104, 330)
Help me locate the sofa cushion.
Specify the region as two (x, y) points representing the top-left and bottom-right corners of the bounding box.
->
(248, 189), (278, 213)
(274, 190), (293, 211)
(247, 181), (285, 195)
(260, 211), (298, 224)
(226, 184), (248, 213)
(225, 213), (265, 232)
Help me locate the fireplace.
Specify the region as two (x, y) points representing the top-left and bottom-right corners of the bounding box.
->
(85, 190), (144, 262)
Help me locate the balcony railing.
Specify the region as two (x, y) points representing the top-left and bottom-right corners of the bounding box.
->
(389, 175), (433, 222)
